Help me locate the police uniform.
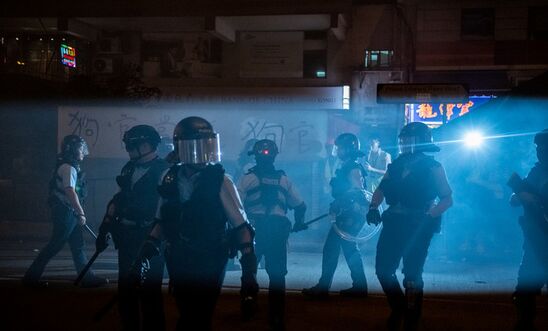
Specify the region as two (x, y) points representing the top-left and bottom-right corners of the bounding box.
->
(139, 117), (258, 331)
(113, 157), (168, 331)
(238, 161), (305, 327)
(304, 133), (369, 298)
(318, 160), (369, 293)
(158, 163), (252, 330)
(369, 122), (452, 331)
(24, 136), (104, 287)
(511, 129), (548, 331)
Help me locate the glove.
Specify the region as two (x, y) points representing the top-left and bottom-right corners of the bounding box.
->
(95, 223), (110, 253)
(366, 208), (382, 225)
(129, 237), (161, 287)
(129, 258), (152, 287)
(95, 232), (110, 253)
(292, 221), (308, 232)
(239, 252), (259, 320)
(140, 237), (161, 261)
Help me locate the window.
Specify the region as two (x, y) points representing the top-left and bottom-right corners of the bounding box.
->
(528, 7), (548, 40)
(461, 8), (495, 40)
(364, 50), (393, 69)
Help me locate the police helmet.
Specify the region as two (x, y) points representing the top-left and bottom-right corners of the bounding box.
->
(534, 129), (548, 147)
(122, 125), (161, 151)
(248, 139), (278, 164)
(398, 122), (440, 154)
(333, 133), (364, 159)
(173, 116), (221, 164)
(61, 134), (89, 159)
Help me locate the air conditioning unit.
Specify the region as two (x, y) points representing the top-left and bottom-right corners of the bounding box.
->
(92, 58), (114, 74)
(97, 37), (122, 54)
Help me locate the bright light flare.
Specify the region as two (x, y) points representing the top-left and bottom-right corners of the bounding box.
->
(463, 131), (484, 148)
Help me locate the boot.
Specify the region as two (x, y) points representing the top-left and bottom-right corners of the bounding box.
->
(513, 293), (537, 331)
(387, 295), (405, 331)
(302, 284), (329, 299)
(22, 278), (49, 288)
(268, 290), (286, 330)
(403, 288), (423, 331)
(81, 274), (109, 288)
(339, 286), (368, 298)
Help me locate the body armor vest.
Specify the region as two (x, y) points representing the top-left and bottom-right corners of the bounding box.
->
(523, 162), (548, 223)
(158, 163), (229, 250)
(244, 166), (288, 215)
(48, 158), (87, 204)
(115, 157), (168, 224)
(330, 160), (367, 199)
(381, 153), (439, 211)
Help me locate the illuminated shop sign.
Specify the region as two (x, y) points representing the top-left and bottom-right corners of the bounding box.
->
(60, 44), (76, 68)
(405, 96), (495, 128)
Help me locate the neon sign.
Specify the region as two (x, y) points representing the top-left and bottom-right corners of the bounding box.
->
(60, 44), (76, 68)
(405, 96), (495, 128)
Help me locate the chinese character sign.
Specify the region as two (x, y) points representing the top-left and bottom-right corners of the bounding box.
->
(60, 44), (76, 68)
(405, 96), (494, 127)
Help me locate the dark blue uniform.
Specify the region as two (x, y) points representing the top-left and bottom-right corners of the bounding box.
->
(113, 157), (168, 331)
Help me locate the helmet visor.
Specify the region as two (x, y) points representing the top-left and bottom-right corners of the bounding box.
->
(398, 136), (415, 154)
(177, 134), (221, 164)
(80, 141), (90, 156)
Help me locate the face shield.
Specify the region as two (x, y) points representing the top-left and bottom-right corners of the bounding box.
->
(177, 134), (221, 164)
(331, 144), (339, 158)
(79, 141), (90, 156)
(398, 136), (416, 155)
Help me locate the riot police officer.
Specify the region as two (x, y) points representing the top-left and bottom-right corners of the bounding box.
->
(96, 125), (169, 331)
(238, 139), (307, 330)
(509, 129), (548, 331)
(367, 122), (453, 331)
(134, 116), (259, 331)
(303, 133), (369, 299)
(23, 135), (107, 288)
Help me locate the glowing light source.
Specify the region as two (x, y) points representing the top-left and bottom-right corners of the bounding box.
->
(60, 44), (76, 68)
(463, 131), (484, 148)
(343, 85), (350, 110)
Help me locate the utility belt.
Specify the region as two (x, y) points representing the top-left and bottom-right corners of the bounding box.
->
(165, 233), (231, 266)
(383, 205), (441, 233)
(166, 230), (230, 254)
(248, 213), (289, 223)
(386, 204), (428, 215)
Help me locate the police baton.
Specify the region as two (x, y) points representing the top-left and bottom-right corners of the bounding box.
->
(292, 213), (330, 232)
(83, 224), (98, 240)
(74, 250), (100, 286)
(304, 213), (330, 226)
(73, 225), (101, 286)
